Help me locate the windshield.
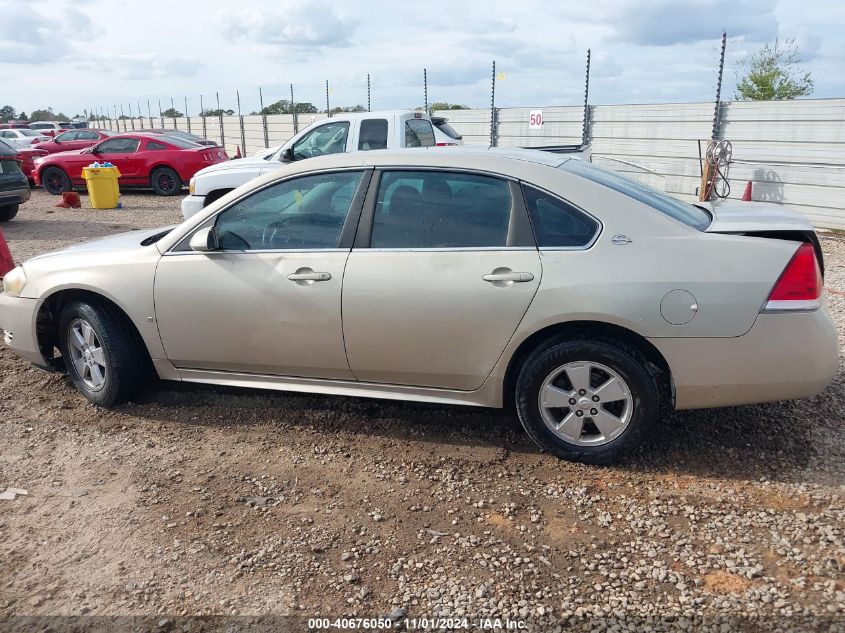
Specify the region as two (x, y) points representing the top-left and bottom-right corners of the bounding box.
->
(21, 130), (42, 137)
(560, 160), (712, 230)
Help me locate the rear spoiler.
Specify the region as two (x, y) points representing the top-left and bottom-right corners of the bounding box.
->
(528, 143), (592, 159)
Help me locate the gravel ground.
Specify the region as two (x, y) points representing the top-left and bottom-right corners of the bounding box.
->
(0, 190), (844, 632)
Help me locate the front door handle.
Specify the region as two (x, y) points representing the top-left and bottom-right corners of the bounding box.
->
(483, 271), (534, 283)
(287, 269), (332, 283)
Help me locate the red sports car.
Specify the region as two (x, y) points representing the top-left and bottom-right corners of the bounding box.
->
(33, 133), (229, 196)
(33, 129), (114, 154)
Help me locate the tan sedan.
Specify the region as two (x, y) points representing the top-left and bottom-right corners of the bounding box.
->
(0, 148), (838, 463)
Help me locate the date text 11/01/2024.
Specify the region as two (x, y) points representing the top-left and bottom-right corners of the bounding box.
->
(308, 617), (527, 630)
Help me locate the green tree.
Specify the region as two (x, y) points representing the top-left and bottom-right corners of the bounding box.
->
(18, 112), (28, 121)
(199, 108), (234, 116)
(258, 99), (318, 115)
(0, 105), (17, 122)
(329, 105), (366, 115)
(429, 102), (469, 111)
(735, 38), (814, 101)
(29, 108), (56, 121)
(161, 107), (184, 117)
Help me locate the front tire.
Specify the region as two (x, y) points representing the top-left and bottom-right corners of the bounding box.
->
(515, 339), (660, 464)
(41, 166), (72, 195)
(58, 300), (148, 407)
(150, 167), (182, 196)
(0, 203), (19, 222)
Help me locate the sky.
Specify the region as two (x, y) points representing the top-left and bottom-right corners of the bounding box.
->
(1, 0), (843, 118)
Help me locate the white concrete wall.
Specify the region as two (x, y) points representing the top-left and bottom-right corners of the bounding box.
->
(96, 98), (845, 230)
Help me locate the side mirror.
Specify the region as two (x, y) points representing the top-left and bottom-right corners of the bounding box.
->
(189, 226), (219, 252)
(281, 148), (293, 162)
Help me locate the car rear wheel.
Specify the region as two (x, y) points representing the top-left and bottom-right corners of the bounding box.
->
(58, 300), (148, 407)
(0, 203), (19, 222)
(41, 166), (72, 195)
(515, 339), (659, 464)
(150, 167), (182, 196)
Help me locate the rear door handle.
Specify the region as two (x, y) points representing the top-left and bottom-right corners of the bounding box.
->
(482, 272), (534, 283)
(287, 271), (332, 282)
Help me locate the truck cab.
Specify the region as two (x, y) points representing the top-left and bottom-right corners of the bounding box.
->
(181, 111), (438, 219)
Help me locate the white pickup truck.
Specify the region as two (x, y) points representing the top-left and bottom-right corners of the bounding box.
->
(181, 110), (447, 219)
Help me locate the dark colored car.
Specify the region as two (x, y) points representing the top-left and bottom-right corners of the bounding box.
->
(147, 129), (219, 147)
(15, 145), (48, 183)
(0, 139), (31, 221)
(33, 132), (228, 196)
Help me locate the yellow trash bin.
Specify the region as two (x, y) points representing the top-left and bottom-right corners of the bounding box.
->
(81, 165), (121, 209)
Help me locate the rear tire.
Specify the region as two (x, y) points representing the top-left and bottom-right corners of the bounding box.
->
(41, 166), (72, 195)
(150, 167), (182, 196)
(0, 204), (19, 222)
(58, 300), (148, 407)
(515, 338), (660, 464)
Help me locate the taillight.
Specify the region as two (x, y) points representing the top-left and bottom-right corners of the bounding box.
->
(763, 242), (822, 312)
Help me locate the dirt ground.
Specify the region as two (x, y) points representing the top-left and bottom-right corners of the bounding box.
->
(1, 190), (844, 632)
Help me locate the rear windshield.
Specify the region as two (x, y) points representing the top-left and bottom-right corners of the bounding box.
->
(156, 136), (200, 149)
(20, 130), (42, 137)
(0, 139), (17, 156)
(560, 160), (711, 230)
(433, 120), (462, 140)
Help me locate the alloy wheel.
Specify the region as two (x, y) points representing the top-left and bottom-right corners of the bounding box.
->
(538, 361), (633, 446)
(67, 318), (107, 391)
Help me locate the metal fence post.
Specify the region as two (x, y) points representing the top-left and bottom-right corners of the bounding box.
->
(200, 95), (207, 139)
(216, 92), (225, 150)
(490, 61), (497, 147)
(185, 97), (191, 134)
(582, 49), (591, 145)
(128, 103), (135, 130)
(137, 102), (144, 129)
(259, 86), (269, 148)
(237, 90), (246, 155)
(291, 84), (298, 134)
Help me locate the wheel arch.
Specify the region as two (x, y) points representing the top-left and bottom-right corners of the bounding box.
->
(502, 320), (674, 410)
(203, 188), (234, 207)
(35, 288), (152, 371)
(149, 163), (183, 183)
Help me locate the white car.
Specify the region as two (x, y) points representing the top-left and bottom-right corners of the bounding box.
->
(0, 129), (49, 145)
(181, 111), (440, 219)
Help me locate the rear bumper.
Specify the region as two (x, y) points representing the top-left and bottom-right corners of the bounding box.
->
(0, 293), (45, 367)
(180, 195), (205, 220)
(0, 184), (31, 207)
(651, 306), (839, 410)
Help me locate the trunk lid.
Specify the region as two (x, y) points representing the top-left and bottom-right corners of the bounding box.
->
(701, 200), (813, 233)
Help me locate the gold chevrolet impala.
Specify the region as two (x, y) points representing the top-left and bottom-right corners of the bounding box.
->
(0, 148), (838, 463)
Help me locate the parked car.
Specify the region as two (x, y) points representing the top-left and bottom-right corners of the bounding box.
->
(0, 148), (837, 463)
(0, 129), (50, 145)
(181, 110), (438, 218)
(431, 116), (463, 146)
(33, 129), (114, 154)
(28, 121), (73, 137)
(4, 140), (47, 183)
(147, 129), (220, 147)
(0, 121), (31, 130)
(33, 132), (229, 196)
(0, 139), (31, 221)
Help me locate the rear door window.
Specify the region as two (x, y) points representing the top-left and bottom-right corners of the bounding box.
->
(358, 119), (388, 150)
(404, 119), (435, 148)
(371, 170), (511, 248)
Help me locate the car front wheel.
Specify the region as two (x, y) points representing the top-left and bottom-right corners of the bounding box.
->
(515, 339), (660, 464)
(58, 300), (148, 407)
